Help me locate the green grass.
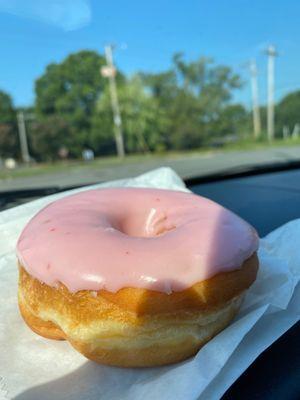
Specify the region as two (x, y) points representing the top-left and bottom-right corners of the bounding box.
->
(1, 137), (300, 181)
(222, 136), (300, 151)
(0, 154), (147, 180)
(0, 149), (214, 180)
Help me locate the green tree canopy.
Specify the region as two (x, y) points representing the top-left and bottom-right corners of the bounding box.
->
(209, 104), (250, 141)
(32, 50), (245, 159)
(35, 50), (107, 117)
(141, 54), (242, 149)
(276, 90), (300, 137)
(34, 50), (110, 156)
(0, 91), (15, 123)
(0, 90), (18, 158)
(29, 116), (76, 161)
(91, 76), (169, 154)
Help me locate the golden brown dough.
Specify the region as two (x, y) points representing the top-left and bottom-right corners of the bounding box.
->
(18, 253), (258, 367)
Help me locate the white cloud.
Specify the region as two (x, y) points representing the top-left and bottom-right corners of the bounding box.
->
(0, 0), (91, 31)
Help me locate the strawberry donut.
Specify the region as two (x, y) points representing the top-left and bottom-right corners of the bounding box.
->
(17, 188), (259, 367)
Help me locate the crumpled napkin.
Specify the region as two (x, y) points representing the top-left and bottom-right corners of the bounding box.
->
(0, 167), (299, 400)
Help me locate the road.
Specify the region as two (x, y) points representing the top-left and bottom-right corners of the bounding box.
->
(1, 145), (300, 191)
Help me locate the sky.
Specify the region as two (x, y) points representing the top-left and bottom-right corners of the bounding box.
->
(0, 0), (300, 108)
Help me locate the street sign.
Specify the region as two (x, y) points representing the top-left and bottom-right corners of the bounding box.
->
(100, 65), (116, 78)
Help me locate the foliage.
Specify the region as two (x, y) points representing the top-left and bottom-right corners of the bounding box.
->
(276, 90), (300, 137)
(0, 91), (15, 122)
(92, 76), (169, 154)
(34, 50), (110, 153)
(33, 51), (245, 159)
(212, 104), (250, 139)
(28, 116), (77, 161)
(0, 90), (18, 158)
(2, 50), (279, 161)
(141, 53), (243, 149)
(35, 51), (107, 117)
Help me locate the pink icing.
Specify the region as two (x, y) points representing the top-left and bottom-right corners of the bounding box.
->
(17, 188), (259, 293)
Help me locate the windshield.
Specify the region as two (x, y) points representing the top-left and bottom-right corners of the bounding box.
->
(0, 1), (299, 194)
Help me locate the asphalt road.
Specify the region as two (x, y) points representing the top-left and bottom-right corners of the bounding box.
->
(1, 145), (300, 192)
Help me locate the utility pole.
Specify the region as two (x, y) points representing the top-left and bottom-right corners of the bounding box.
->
(265, 45), (277, 142)
(17, 111), (30, 164)
(249, 59), (261, 139)
(102, 44), (125, 158)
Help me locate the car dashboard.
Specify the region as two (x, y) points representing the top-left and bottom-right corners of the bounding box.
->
(189, 169), (300, 400)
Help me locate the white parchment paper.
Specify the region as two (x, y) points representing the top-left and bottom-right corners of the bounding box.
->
(0, 167), (299, 400)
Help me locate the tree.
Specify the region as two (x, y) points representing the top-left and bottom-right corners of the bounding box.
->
(29, 116), (76, 161)
(139, 71), (177, 102)
(0, 91), (15, 122)
(91, 76), (168, 154)
(141, 54), (242, 149)
(36, 51), (107, 117)
(33, 50), (245, 158)
(34, 50), (110, 157)
(210, 104), (250, 139)
(0, 90), (18, 158)
(276, 90), (300, 137)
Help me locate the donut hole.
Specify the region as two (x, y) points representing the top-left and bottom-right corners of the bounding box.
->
(117, 209), (177, 238)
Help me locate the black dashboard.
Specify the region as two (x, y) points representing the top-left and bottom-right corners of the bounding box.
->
(189, 169), (300, 400)
(190, 168), (300, 237)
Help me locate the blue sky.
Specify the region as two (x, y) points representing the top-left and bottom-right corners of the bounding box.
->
(0, 0), (300, 107)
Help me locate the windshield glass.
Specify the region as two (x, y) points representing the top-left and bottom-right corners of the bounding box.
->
(0, 1), (299, 196)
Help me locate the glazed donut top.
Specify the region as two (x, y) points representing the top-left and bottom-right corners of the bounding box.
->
(17, 188), (259, 293)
